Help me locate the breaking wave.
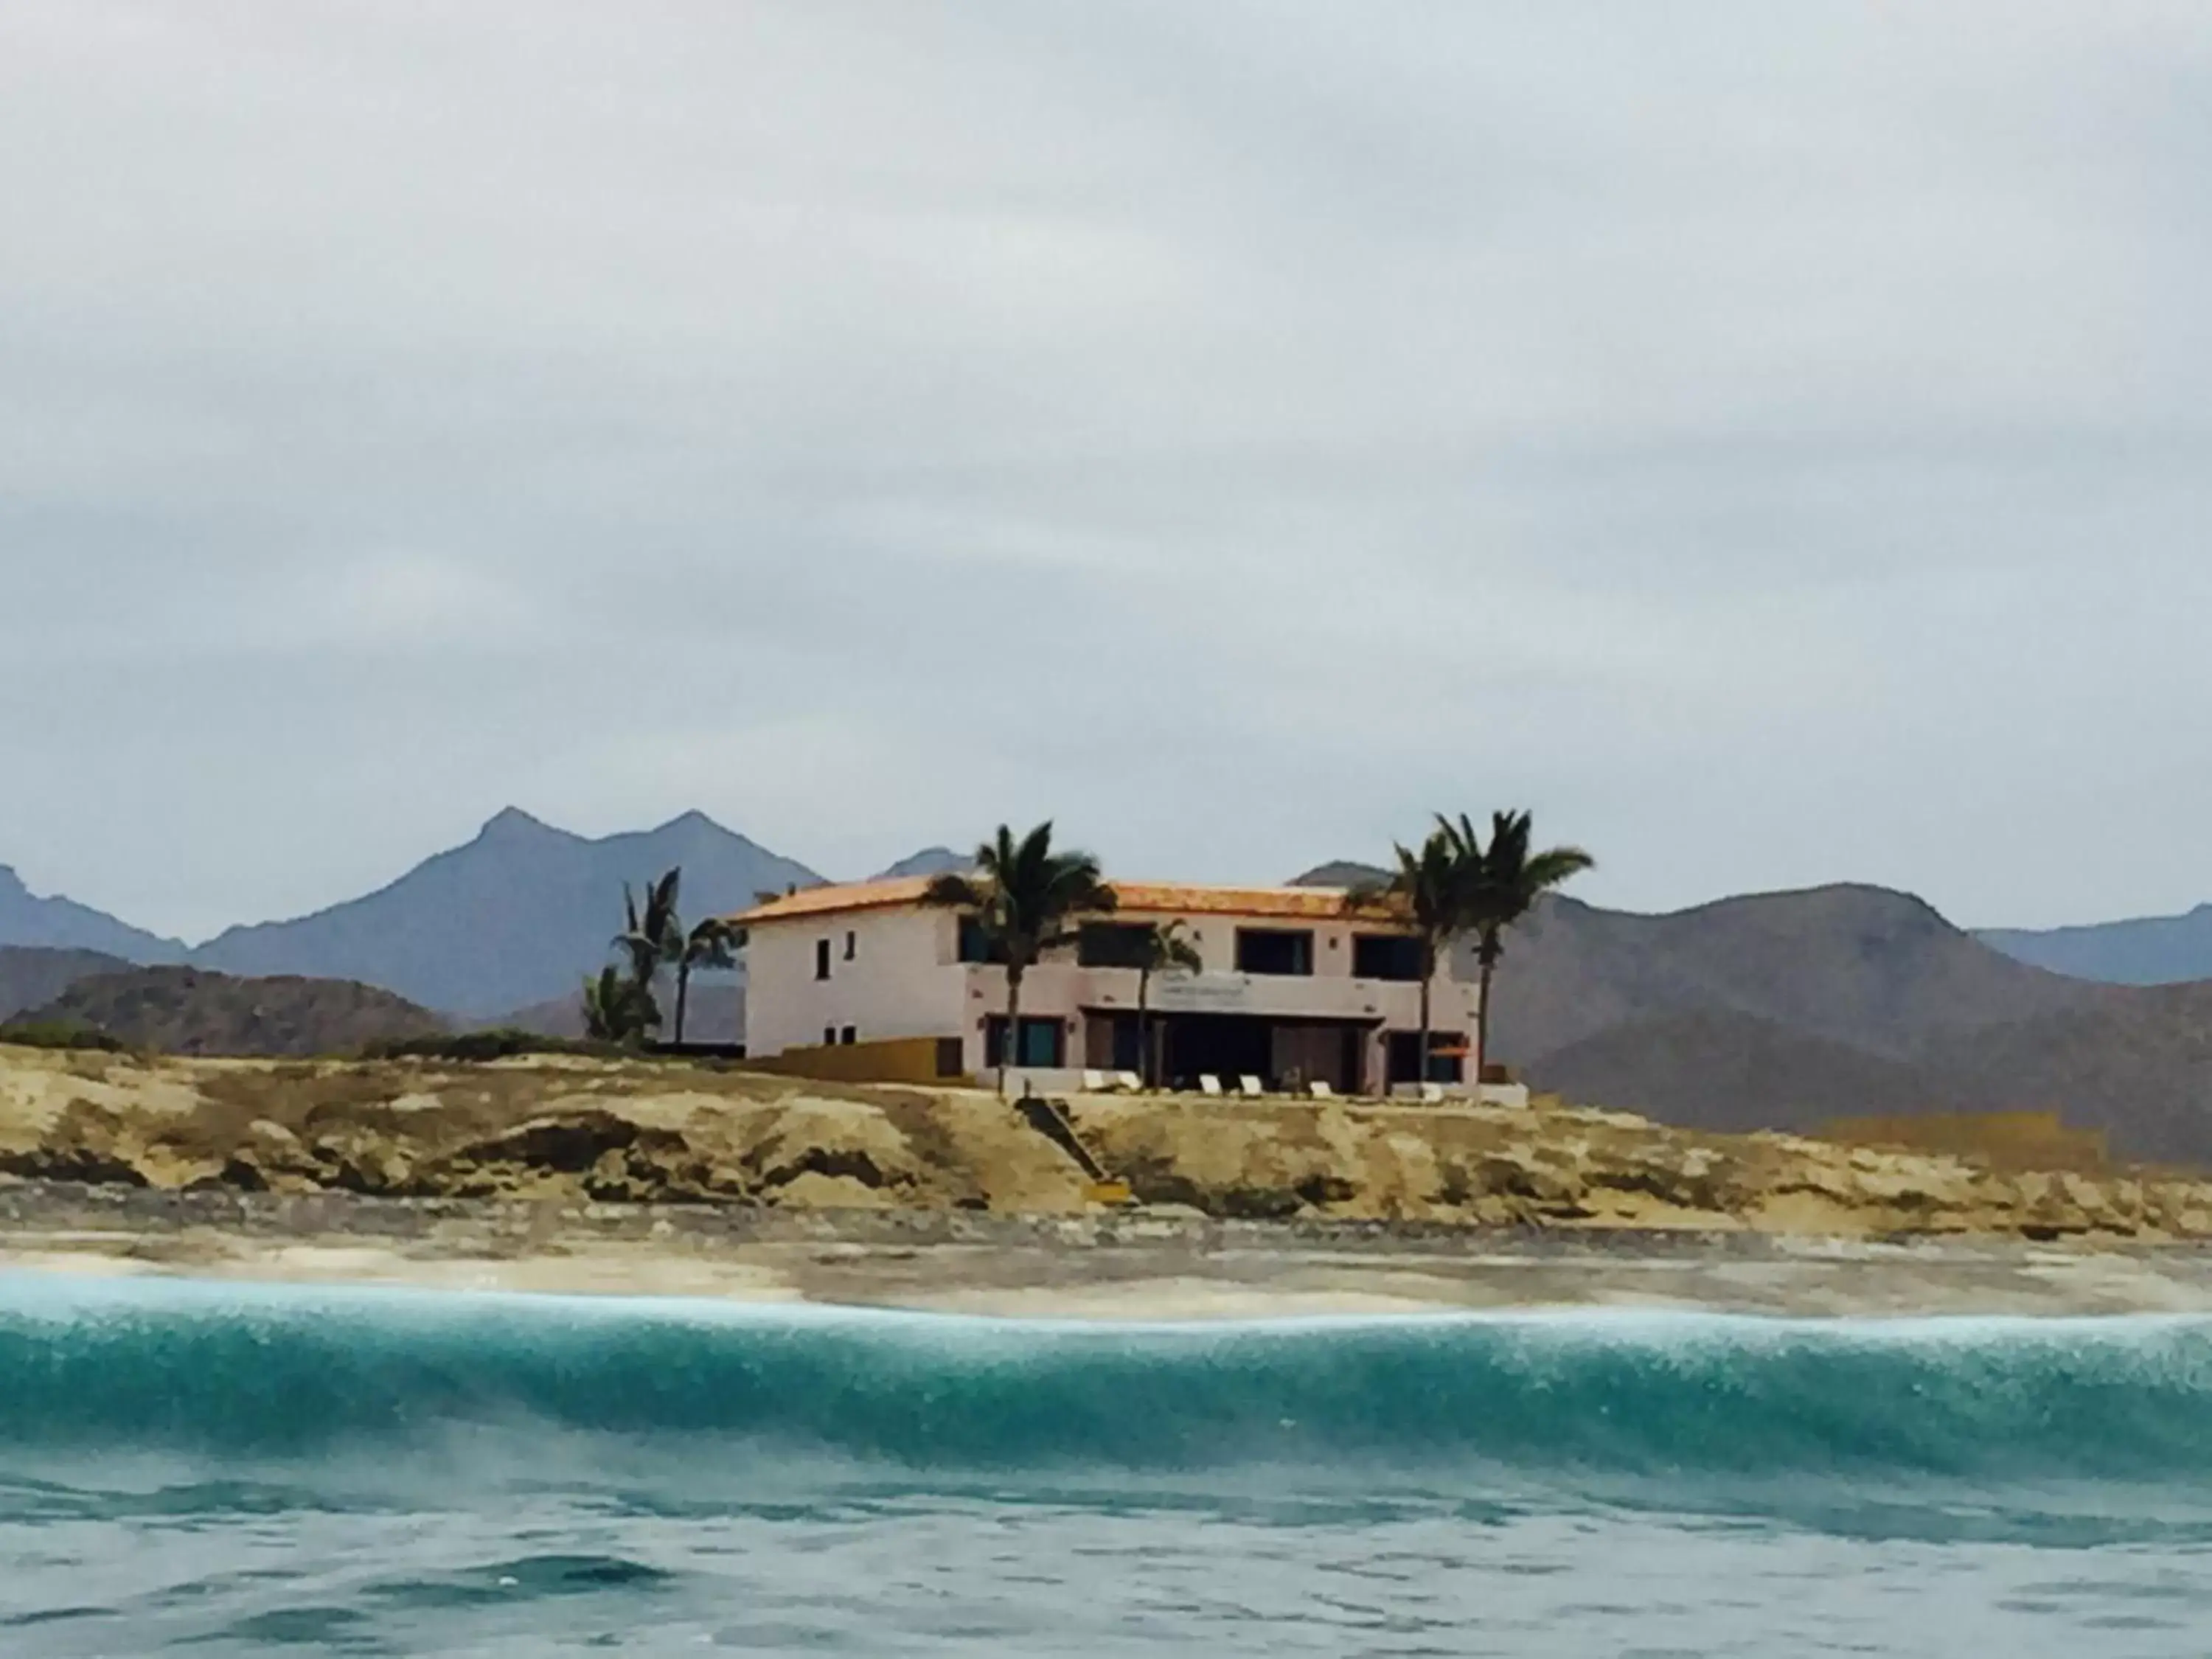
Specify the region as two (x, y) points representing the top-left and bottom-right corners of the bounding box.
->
(4, 1274), (2211, 1492)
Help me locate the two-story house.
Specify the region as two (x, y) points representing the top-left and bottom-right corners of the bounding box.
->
(731, 877), (1481, 1096)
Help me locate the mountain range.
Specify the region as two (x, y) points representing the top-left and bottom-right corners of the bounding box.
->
(1976, 905), (2212, 987)
(191, 809), (821, 1015)
(1, 810), (820, 1016)
(0, 867), (185, 964)
(1464, 887), (2204, 1157)
(10, 815), (2212, 1161)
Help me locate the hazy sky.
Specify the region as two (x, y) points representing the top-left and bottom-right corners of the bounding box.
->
(5, 2), (2211, 941)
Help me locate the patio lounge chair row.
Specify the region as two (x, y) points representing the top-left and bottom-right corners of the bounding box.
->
(1082, 1069), (1360, 1101)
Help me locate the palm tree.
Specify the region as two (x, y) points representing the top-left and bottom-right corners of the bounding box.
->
(672, 917), (742, 1046)
(613, 867), (684, 1036)
(581, 965), (650, 1045)
(1351, 827), (1472, 1096)
(922, 822), (1114, 1095)
(1441, 810), (1594, 1085)
(1133, 919), (1203, 1088)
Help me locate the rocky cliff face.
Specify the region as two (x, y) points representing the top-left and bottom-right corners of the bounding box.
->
(1, 1046), (2205, 1242)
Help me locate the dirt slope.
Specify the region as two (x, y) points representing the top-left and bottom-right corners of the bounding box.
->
(4, 1046), (2208, 1242)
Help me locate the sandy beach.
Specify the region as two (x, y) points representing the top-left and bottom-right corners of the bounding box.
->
(10, 1045), (2212, 1319)
(10, 1180), (2212, 1318)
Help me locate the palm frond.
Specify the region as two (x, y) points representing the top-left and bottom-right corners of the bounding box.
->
(684, 916), (742, 970)
(922, 873), (986, 910)
(1147, 919), (1204, 975)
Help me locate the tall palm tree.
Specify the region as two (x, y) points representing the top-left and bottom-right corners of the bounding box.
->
(672, 917), (742, 1046)
(1441, 810), (1593, 1085)
(923, 822), (1113, 1095)
(613, 867), (684, 1036)
(1133, 919), (1203, 1088)
(1351, 827), (1472, 1096)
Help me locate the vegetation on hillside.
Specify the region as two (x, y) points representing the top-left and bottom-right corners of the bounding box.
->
(13, 967), (445, 1058)
(0, 1018), (131, 1053)
(359, 1028), (619, 1062)
(0, 946), (135, 1023)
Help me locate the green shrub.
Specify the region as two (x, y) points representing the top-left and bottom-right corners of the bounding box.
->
(358, 1028), (618, 1062)
(0, 1019), (131, 1054)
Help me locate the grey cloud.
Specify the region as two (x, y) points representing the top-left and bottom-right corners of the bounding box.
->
(4, 0), (2211, 937)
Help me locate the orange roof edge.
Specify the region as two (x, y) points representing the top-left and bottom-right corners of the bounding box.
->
(729, 876), (1406, 927)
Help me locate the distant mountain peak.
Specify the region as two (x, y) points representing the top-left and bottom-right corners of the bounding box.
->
(1290, 860), (1391, 889)
(1980, 898), (2212, 987)
(192, 811), (823, 1014)
(476, 806), (568, 844)
(0, 863), (187, 964)
(872, 846), (974, 881)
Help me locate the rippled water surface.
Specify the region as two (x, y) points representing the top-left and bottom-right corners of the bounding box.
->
(4, 1275), (2212, 1655)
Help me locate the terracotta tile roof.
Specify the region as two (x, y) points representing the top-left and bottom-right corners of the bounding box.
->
(729, 877), (1408, 926)
(1108, 882), (1402, 922)
(727, 876), (935, 924)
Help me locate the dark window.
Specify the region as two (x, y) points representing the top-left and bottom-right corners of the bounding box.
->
(823, 1026), (837, 1048)
(1353, 933), (1425, 981)
(844, 931), (857, 961)
(958, 917), (1008, 964)
(934, 1037), (966, 1078)
(1111, 1013), (1143, 1072)
(840, 1025), (857, 1046)
(1236, 928), (1313, 976)
(1387, 1032), (1465, 1085)
(1077, 922), (1155, 968)
(815, 939), (832, 980)
(984, 1016), (1065, 1069)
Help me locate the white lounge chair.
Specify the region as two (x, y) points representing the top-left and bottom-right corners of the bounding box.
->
(1082, 1068), (1109, 1093)
(1115, 1071), (1143, 1093)
(1239, 1075), (1264, 1098)
(1308, 1081), (1333, 1100)
(1199, 1074), (1224, 1097)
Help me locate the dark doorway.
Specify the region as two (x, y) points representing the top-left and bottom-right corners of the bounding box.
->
(1161, 1014), (1273, 1085)
(1085, 1010), (1143, 1072)
(1386, 1032), (1466, 1085)
(1155, 1014), (1370, 1091)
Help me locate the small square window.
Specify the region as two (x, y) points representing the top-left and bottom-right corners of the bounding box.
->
(840, 1025), (858, 1046)
(822, 1026), (837, 1047)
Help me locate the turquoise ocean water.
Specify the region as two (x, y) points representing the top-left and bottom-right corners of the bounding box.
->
(4, 1273), (2212, 1655)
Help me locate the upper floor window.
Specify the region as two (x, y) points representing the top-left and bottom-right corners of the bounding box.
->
(1353, 933), (1425, 981)
(1077, 922), (1155, 969)
(844, 930), (857, 961)
(1236, 928), (1313, 976)
(958, 917), (1009, 964)
(815, 939), (832, 980)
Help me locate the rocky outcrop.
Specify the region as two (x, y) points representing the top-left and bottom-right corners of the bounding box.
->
(3, 1044), (2210, 1240)
(1062, 1098), (2212, 1240)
